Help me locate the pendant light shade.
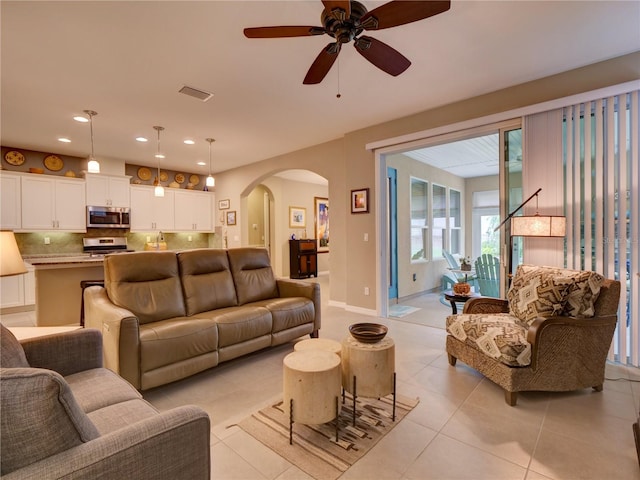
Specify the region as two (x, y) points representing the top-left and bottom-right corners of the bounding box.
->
(153, 126), (165, 197)
(84, 110), (100, 173)
(206, 138), (215, 188)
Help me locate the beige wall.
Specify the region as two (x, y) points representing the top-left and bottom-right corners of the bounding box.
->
(215, 52), (640, 313)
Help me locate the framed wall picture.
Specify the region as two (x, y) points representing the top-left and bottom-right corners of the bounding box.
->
(314, 197), (329, 252)
(218, 199), (230, 210)
(351, 188), (369, 214)
(289, 206), (306, 228)
(226, 210), (236, 226)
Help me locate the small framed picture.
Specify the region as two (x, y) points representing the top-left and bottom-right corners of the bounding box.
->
(289, 206), (306, 228)
(351, 188), (369, 214)
(226, 210), (236, 226)
(218, 199), (230, 210)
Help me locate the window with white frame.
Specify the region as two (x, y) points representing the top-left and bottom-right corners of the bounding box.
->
(449, 189), (462, 255)
(431, 184), (447, 260)
(410, 177), (429, 260)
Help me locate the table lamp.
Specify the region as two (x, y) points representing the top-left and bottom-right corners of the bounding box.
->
(0, 231), (27, 277)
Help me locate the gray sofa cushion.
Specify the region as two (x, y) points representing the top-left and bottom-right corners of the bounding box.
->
(87, 398), (159, 435)
(227, 247), (278, 305)
(0, 324), (29, 368)
(178, 248), (238, 315)
(105, 251), (186, 324)
(0, 368), (100, 475)
(65, 368), (143, 414)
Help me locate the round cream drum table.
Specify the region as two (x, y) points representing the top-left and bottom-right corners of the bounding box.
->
(293, 338), (342, 358)
(341, 336), (396, 426)
(283, 350), (341, 445)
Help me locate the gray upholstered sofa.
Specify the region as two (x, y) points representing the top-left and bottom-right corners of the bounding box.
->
(0, 324), (210, 479)
(84, 247), (321, 390)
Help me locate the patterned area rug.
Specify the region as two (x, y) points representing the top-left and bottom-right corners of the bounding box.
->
(238, 393), (419, 480)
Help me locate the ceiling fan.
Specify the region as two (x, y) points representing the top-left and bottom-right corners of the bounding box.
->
(244, 1), (451, 84)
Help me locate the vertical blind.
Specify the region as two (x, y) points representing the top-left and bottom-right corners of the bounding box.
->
(563, 91), (639, 366)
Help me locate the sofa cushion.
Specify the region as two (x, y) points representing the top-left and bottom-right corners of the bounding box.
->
(0, 368), (100, 475)
(139, 317), (219, 372)
(65, 368), (142, 414)
(178, 249), (238, 315)
(208, 306), (272, 348)
(446, 313), (531, 367)
(252, 297), (315, 333)
(508, 265), (605, 323)
(0, 324), (29, 368)
(87, 398), (159, 435)
(227, 247), (279, 305)
(104, 251), (186, 324)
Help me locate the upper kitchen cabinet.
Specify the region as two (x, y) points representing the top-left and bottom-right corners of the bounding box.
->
(21, 175), (86, 232)
(0, 172), (22, 230)
(173, 190), (213, 232)
(85, 173), (131, 207)
(130, 184), (175, 232)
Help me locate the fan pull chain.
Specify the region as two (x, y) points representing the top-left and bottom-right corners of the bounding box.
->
(336, 57), (341, 99)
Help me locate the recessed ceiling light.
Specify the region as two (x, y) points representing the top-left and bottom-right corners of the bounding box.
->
(136, 137), (148, 142)
(197, 161), (206, 166)
(58, 137), (71, 143)
(73, 115), (89, 123)
(184, 139), (195, 145)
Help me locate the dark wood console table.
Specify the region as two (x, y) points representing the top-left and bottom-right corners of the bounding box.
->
(289, 239), (317, 279)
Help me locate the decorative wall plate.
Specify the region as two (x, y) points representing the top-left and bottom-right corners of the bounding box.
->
(44, 154), (63, 171)
(160, 171), (169, 182)
(189, 174), (200, 186)
(4, 150), (25, 166)
(175, 173), (185, 184)
(137, 167), (152, 181)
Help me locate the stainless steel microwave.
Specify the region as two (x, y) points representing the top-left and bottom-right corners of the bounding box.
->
(86, 206), (131, 229)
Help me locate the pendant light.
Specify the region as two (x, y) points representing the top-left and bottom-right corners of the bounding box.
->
(84, 110), (100, 173)
(153, 126), (165, 197)
(205, 138), (215, 188)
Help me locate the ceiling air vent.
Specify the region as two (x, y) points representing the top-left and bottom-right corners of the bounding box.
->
(178, 85), (213, 102)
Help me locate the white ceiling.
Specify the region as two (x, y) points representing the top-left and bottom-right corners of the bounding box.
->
(2, 1), (639, 177)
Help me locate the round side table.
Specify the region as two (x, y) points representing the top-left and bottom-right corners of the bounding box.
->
(294, 338), (342, 358)
(443, 290), (481, 314)
(283, 350), (341, 445)
(341, 336), (396, 426)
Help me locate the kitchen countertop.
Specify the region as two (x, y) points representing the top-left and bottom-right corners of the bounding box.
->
(24, 253), (108, 266)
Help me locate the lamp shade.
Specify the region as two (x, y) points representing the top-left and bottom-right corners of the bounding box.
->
(0, 231), (27, 277)
(511, 215), (566, 237)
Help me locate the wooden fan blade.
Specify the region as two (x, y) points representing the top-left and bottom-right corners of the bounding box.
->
(322, 1), (351, 20)
(354, 36), (410, 76)
(303, 43), (341, 84)
(244, 26), (325, 38)
(361, 0), (451, 30)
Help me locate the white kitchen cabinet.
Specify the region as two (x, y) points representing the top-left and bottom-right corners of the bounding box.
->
(0, 274), (24, 308)
(21, 175), (86, 232)
(0, 172), (22, 230)
(24, 264), (35, 305)
(130, 185), (175, 231)
(173, 190), (213, 232)
(85, 173), (130, 207)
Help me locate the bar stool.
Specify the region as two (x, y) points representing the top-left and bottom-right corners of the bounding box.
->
(79, 280), (104, 326)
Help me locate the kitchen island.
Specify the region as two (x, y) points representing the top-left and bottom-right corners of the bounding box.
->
(26, 255), (104, 327)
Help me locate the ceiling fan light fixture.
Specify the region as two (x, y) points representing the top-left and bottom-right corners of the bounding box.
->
(153, 126), (165, 197)
(84, 110), (100, 173)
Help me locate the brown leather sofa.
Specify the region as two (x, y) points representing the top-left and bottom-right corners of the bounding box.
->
(84, 247), (320, 390)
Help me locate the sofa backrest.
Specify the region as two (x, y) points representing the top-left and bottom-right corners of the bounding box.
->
(178, 248), (238, 316)
(1, 367), (100, 475)
(227, 247), (279, 305)
(0, 323), (29, 368)
(104, 251), (186, 324)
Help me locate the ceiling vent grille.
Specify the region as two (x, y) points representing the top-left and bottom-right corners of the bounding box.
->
(178, 85), (213, 102)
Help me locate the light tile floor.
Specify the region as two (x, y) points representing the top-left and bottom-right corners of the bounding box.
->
(2, 276), (639, 479)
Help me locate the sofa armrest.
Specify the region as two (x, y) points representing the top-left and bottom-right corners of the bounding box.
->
(463, 297), (509, 314)
(526, 314), (618, 370)
(21, 329), (103, 376)
(83, 286), (142, 389)
(277, 278), (321, 332)
(3, 405), (211, 480)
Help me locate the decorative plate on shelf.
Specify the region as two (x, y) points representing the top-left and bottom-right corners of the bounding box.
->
(4, 150), (25, 166)
(159, 171), (169, 182)
(137, 167), (152, 181)
(44, 154), (63, 171)
(189, 174), (200, 186)
(175, 173), (186, 184)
